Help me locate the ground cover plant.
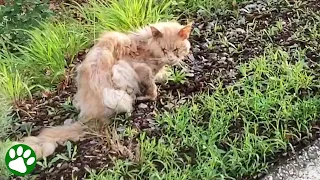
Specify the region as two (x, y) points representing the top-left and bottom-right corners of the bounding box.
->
(1, 0), (320, 179)
(0, 0), (53, 52)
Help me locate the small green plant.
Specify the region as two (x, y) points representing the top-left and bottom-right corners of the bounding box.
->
(36, 156), (61, 170)
(62, 97), (76, 111)
(56, 141), (78, 162)
(37, 141), (78, 170)
(264, 20), (284, 40)
(168, 68), (187, 84)
(0, 0), (53, 52)
(24, 123), (33, 137)
(275, 20), (284, 32)
(217, 33), (236, 49)
(192, 27), (201, 37)
(87, 160), (141, 180)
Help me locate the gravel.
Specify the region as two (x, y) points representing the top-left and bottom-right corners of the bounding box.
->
(263, 138), (320, 180)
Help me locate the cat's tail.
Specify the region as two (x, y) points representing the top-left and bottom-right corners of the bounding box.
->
(16, 122), (85, 160)
(18, 88), (133, 160)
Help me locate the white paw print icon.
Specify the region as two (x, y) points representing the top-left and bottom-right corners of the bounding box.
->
(5, 144), (37, 176)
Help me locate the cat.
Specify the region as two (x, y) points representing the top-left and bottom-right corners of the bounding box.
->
(18, 21), (193, 160)
(74, 21), (192, 123)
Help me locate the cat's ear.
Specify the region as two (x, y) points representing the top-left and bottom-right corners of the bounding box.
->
(178, 22), (193, 40)
(150, 26), (163, 38)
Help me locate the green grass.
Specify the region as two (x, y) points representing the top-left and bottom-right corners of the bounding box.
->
(0, 20), (90, 102)
(87, 46), (320, 179)
(76, 0), (173, 34)
(0, 50), (32, 104)
(168, 67), (187, 84)
(14, 21), (90, 86)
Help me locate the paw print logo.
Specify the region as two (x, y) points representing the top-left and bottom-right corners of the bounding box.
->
(5, 144), (37, 176)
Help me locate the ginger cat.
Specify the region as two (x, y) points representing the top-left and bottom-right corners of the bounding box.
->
(74, 21), (192, 123)
(18, 21), (193, 160)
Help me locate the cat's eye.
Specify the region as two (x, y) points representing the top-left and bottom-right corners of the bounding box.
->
(173, 48), (179, 52)
(162, 48), (167, 54)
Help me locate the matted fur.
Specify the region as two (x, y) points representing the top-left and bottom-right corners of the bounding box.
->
(17, 21), (193, 160)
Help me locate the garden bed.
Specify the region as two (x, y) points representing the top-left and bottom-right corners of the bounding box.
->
(5, 0), (320, 179)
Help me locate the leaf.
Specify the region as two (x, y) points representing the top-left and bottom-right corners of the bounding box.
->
(66, 141), (72, 158)
(48, 156), (61, 167)
(56, 154), (70, 161)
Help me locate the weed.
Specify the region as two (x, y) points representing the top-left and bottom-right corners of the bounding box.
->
(62, 97), (77, 112)
(22, 123), (33, 137)
(192, 27), (201, 37)
(37, 141), (77, 170)
(263, 20), (285, 40)
(37, 156), (61, 170)
(168, 68), (187, 84)
(56, 141), (78, 162)
(86, 160), (140, 180)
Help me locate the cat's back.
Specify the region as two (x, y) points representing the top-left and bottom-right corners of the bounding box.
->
(122, 47), (153, 63)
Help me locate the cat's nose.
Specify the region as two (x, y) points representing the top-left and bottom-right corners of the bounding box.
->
(168, 54), (176, 60)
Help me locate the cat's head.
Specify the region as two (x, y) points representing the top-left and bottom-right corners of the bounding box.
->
(147, 21), (192, 65)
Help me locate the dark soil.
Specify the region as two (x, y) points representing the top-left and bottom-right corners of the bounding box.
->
(11, 0), (320, 179)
